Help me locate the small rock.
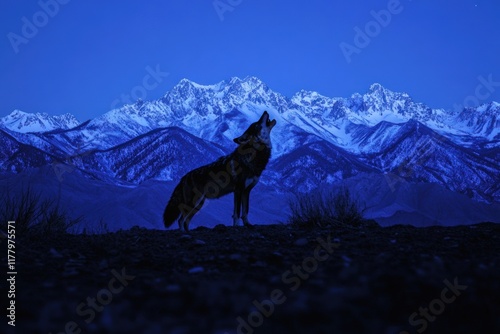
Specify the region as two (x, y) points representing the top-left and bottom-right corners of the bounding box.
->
(62, 268), (79, 277)
(99, 259), (109, 270)
(179, 234), (193, 242)
(188, 266), (204, 274)
(193, 239), (206, 246)
(42, 280), (56, 288)
(294, 238), (308, 246)
(188, 239), (206, 249)
(342, 255), (352, 267)
(269, 275), (282, 284)
(130, 225), (143, 233)
(213, 224), (227, 232)
(266, 252), (283, 265)
(109, 249), (120, 256)
(229, 253), (243, 261)
(49, 248), (63, 258)
(251, 261), (267, 268)
(166, 284), (181, 293)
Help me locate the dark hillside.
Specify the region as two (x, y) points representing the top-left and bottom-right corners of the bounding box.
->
(4, 222), (500, 334)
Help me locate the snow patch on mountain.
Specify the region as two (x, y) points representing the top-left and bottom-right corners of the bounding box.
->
(1, 109), (80, 133)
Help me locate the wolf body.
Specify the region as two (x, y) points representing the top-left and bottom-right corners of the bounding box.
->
(163, 111), (276, 231)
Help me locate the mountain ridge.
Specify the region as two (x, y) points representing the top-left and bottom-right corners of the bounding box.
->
(1, 77), (499, 219)
(2, 77), (498, 142)
(0, 109), (80, 133)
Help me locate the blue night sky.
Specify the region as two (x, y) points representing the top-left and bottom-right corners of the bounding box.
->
(1, 0), (499, 121)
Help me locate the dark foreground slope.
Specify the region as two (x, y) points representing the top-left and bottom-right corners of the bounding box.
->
(5, 222), (500, 334)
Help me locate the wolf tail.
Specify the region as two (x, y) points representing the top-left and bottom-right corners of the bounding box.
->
(163, 182), (184, 228)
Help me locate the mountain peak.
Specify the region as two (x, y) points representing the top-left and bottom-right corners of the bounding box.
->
(176, 78), (216, 90)
(10, 109), (28, 116)
(174, 76), (267, 93)
(242, 75), (265, 84)
(291, 90), (335, 110)
(0, 109), (80, 133)
(366, 83), (411, 100)
(369, 82), (385, 92)
(226, 76), (267, 90)
(486, 101), (500, 110)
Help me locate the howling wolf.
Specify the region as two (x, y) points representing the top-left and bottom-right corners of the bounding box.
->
(163, 111), (276, 231)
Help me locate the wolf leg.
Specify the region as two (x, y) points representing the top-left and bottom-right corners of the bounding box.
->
(178, 218), (184, 231)
(180, 196), (205, 232)
(241, 189), (253, 227)
(232, 189), (242, 226)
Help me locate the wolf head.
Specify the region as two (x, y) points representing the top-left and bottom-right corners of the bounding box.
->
(233, 111), (276, 147)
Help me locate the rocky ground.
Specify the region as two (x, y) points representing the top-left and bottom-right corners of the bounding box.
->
(3, 221), (500, 334)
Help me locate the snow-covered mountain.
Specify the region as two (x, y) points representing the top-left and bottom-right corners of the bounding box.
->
(77, 127), (228, 184)
(0, 109), (80, 133)
(4, 76), (497, 152)
(1, 76), (499, 228)
(454, 102), (500, 140)
(288, 83), (445, 127)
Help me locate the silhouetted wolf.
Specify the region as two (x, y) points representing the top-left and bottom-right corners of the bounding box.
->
(163, 111), (276, 231)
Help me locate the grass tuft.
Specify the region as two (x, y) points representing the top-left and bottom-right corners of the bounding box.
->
(1, 185), (82, 236)
(289, 186), (365, 228)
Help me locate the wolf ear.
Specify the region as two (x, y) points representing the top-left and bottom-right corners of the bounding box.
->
(233, 133), (250, 144)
